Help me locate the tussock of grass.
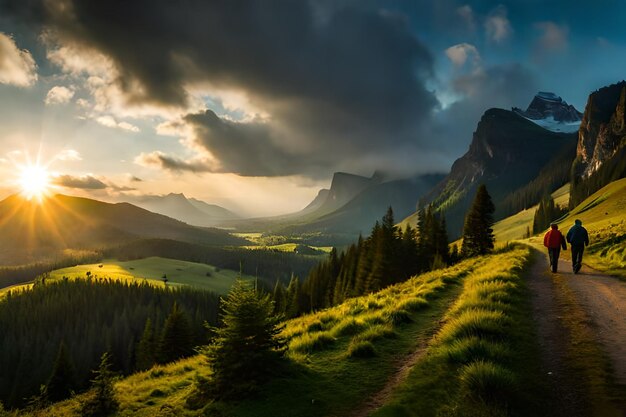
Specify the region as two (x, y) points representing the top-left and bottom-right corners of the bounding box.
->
(289, 331), (336, 353)
(438, 309), (509, 343)
(396, 297), (428, 312)
(440, 337), (511, 365)
(386, 308), (413, 325)
(459, 360), (518, 403)
(330, 318), (366, 337)
(354, 324), (396, 342)
(347, 340), (377, 358)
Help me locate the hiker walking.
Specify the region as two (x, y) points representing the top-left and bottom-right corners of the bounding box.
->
(543, 223), (567, 273)
(566, 219), (589, 274)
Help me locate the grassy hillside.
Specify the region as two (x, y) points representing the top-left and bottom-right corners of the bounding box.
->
(51, 257), (256, 293)
(493, 183), (569, 243)
(0, 257), (255, 298)
(0, 194), (247, 265)
(30, 247), (538, 417)
(373, 246), (546, 417)
(530, 177), (626, 277)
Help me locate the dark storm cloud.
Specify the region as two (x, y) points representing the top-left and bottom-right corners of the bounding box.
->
(1, 0), (440, 177)
(53, 174), (107, 190)
(430, 64), (538, 155)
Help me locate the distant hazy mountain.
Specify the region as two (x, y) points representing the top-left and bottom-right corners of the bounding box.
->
(0, 194), (247, 265)
(414, 108), (577, 237)
(283, 174), (443, 236)
(126, 193), (239, 227)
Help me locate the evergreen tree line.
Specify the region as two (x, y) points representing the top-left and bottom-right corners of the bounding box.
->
(532, 195), (568, 234)
(497, 141), (576, 219)
(0, 251), (101, 290)
(569, 146), (626, 209)
(0, 278), (220, 408)
(103, 238), (320, 287)
(271, 207), (451, 317)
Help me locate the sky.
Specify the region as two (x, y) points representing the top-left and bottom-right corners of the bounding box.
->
(0, 0), (624, 216)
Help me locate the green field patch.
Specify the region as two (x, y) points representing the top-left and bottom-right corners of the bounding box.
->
(47, 257), (255, 294)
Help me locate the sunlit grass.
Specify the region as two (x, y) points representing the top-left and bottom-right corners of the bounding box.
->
(373, 246), (548, 417)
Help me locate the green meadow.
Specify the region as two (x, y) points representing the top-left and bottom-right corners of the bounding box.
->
(1, 257), (255, 298)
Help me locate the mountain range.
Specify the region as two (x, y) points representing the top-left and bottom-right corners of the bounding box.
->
(3, 83), (625, 265)
(0, 194), (247, 265)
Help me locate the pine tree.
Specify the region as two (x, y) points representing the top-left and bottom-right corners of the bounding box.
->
(461, 184), (496, 257)
(79, 352), (119, 417)
(157, 302), (194, 364)
(135, 318), (156, 371)
(46, 341), (76, 402)
(198, 279), (286, 400)
(272, 281), (287, 315)
(285, 275), (301, 318)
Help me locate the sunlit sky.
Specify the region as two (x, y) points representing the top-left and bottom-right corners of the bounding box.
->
(0, 0), (624, 216)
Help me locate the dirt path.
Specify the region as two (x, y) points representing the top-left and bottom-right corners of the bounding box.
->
(347, 331), (435, 417)
(563, 261), (626, 384)
(526, 249), (589, 417)
(527, 246), (626, 415)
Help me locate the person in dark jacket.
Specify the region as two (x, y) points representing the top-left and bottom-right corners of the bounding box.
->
(566, 219), (589, 274)
(543, 223), (567, 273)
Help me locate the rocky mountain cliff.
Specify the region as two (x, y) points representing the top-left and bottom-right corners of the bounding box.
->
(419, 108), (577, 237)
(575, 81), (626, 178)
(513, 92), (582, 133)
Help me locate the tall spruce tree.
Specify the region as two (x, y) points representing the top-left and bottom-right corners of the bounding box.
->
(46, 341), (77, 402)
(157, 302), (194, 364)
(199, 279), (286, 399)
(79, 352), (119, 417)
(135, 318), (156, 371)
(461, 184), (496, 257)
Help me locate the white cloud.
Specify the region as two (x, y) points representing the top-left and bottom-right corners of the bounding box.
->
(445, 43), (481, 68)
(0, 32), (37, 87)
(484, 5), (512, 43)
(45, 85), (75, 105)
(535, 21), (569, 51)
(95, 115), (140, 132)
(456, 5), (476, 32)
(56, 149), (82, 161)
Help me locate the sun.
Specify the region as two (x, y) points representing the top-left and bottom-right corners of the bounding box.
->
(18, 164), (51, 200)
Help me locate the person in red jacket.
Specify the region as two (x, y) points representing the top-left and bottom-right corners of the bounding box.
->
(543, 223), (567, 273)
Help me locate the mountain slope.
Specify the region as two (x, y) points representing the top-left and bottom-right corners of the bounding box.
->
(285, 174), (444, 236)
(415, 108), (577, 237)
(0, 194), (246, 265)
(126, 193), (239, 227)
